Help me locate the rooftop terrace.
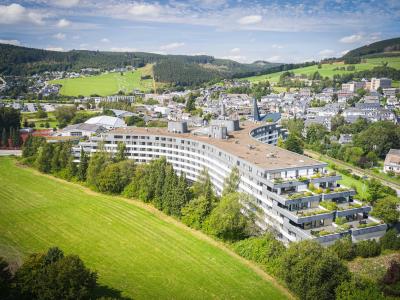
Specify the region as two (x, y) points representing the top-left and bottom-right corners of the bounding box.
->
(108, 121), (325, 171)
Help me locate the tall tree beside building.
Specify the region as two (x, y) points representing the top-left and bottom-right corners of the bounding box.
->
(205, 192), (252, 241)
(86, 147), (111, 188)
(284, 133), (304, 154)
(77, 149), (89, 181)
(222, 167), (240, 196)
(115, 142), (127, 162)
(35, 143), (54, 173)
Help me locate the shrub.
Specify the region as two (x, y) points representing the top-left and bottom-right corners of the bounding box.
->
(371, 196), (400, 224)
(386, 170), (395, 177)
(355, 239), (381, 258)
(329, 237), (356, 260)
(380, 229), (400, 250)
(335, 217), (346, 225)
(232, 234), (285, 275)
(320, 201), (338, 211)
(336, 277), (385, 300)
(280, 241), (350, 300)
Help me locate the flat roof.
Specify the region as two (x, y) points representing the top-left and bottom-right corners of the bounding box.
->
(109, 122), (325, 171)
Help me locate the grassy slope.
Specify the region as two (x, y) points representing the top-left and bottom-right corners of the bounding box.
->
(242, 57), (400, 84)
(0, 157), (289, 300)
(52, 66), (154, 97)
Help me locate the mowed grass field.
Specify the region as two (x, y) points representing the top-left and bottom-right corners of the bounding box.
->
(0, 157), (290, 300)
(52, 65), (155, 97)
(243, 56), (400, 85)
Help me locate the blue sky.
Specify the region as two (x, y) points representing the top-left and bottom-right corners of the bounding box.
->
(0, 0), (399, 63)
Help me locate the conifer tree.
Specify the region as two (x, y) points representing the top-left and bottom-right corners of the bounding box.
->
(77, 148), (89, 181)
(0, 128), (6, 147)
(65, 155), (77, 179)
(161, 164), (178, 215)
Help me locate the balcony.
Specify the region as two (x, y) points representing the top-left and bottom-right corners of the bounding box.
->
(268, 171), (340, 188)
(275, 203), (335, 224)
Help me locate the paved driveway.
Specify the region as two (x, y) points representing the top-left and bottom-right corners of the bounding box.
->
(0, 150), (22, 156)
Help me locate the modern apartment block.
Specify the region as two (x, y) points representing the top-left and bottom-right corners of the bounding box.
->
(73, 121), (386, 245)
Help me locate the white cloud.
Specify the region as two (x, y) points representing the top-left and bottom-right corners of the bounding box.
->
(340, 49), (350, 56)
(272, 44), (283, 49)
(160, 42), (185, 51)
(230, 47), (240, 54)
(0, 3), (44, 25)
(57, 19), (71, 28)
(110, 47), (138, 52)
(129, 3), (161, 17)
(0, 39), (21, 46)
(53, 33), (66, 40)
(319, 49), (335, 57)
(221, 55), (248, 63)
(193, 0), (227, 8)
(238, 15), (262, 25)
(339, 34), (363, 43)
(51, 0), (80, 8)
(45, 47), (64, 52)
(267, 55), (282, 62)
(101, 38), (110, 43)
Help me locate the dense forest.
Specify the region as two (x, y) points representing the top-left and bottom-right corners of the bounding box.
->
(153, 60), (221, 86)
(343, 37), (400, 58)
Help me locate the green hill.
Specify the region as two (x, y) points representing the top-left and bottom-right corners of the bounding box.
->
(241, 56), (400, 87)
(51, 65), (155, 96)
(0, 157), (290, 299)
(0, 44), (281, 86)
(343, 37), (400, 58)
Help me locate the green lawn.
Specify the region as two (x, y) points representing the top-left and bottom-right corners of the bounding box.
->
(243, 56), (400, 84)
(0, 157), (289, 300)
(21, 111), (58, 129)
(52, 66), (154, 97)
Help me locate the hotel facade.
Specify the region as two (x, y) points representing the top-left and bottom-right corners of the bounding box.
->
(73, 120), (386, 245)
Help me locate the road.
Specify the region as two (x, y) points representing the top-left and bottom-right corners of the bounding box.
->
(304, 149), (400, 196)
(0, 150), (22, 156)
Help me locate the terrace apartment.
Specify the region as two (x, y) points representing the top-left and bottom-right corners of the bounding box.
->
(73, 120), (386, 245)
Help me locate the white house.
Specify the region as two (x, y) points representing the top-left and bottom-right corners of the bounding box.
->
(384, 149), (400, 174)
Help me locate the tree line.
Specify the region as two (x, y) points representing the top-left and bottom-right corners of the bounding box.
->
(0, 247), (99, 300)
(0, 107), (21, 148)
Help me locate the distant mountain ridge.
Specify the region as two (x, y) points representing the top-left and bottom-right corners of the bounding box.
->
(0, 44), (281, 86)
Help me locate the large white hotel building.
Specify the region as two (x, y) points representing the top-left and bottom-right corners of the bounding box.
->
(73, 119), (386, 245)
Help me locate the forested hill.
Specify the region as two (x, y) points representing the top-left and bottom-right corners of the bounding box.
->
(343, 37), (400, 59)
(0, 44), (281, 86)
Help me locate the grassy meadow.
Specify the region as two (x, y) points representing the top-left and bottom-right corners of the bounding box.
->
(242, 57), (400, 84)
(52, 65), (155, 97)
(0, 157), (290, 300)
